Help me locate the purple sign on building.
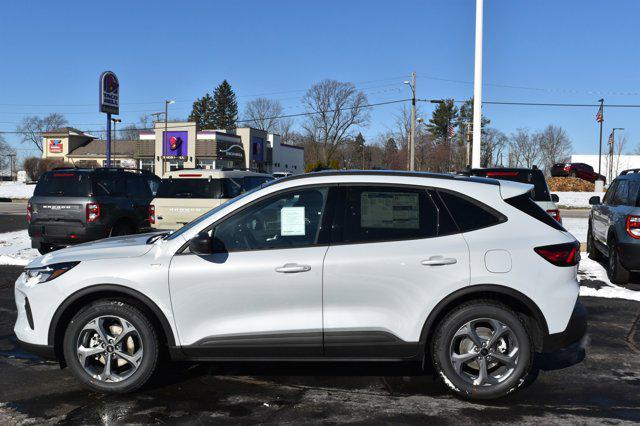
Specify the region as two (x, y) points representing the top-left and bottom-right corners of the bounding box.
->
(162, 131), (188, 157)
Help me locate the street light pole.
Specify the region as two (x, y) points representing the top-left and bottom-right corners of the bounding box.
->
(472, 0), (484, 168)
(110, 118), (121, 166)
(597, 98), (604, 176)
(404, 72), (417, 171)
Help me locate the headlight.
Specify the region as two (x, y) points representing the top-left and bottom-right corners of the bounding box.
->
(24, 262), (79, 284)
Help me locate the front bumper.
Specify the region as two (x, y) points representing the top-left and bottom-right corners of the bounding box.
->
(542, 300), (587, 352)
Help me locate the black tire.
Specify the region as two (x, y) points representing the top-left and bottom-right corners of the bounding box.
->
(607, 239), (630, 284)
(110, 221), (136, 237)
(587, 224), (602, 261)
(431, 301), (533, 400)
(63, 299), (159, 393)
(37, 244), (57, 255)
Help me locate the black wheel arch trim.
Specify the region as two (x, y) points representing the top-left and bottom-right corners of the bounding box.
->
(48, 284), (177, 348)
(418, 284), (549, 353)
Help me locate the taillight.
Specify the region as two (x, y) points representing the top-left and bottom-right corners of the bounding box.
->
(547, 209), (562, 224)
(564, 165), (571, 172)
(86, 203), (100, 222)
(626, 215), (640, 239)
(534, 242), (580, 267)
(26, 202), (32, 224)
(149, 205), (155, 225)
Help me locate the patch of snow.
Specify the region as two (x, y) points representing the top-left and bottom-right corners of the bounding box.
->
(562, 217), (588, 243)
(554, 192), (600, 209)
(0, 182), (35, 199)
(578, 253), (640, 302)
(0, 230), (39, 265)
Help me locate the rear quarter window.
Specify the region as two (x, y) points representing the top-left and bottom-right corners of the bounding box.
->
(505, 193), (565, 231)
(437, 190), (506, 232)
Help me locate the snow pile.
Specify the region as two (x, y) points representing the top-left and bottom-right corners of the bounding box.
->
(0, 230), (39, 266)
(0, 182), (35, 200)
(562, 217), (588, 243)
(554, 192), (600, 209)
(578, 253), (640, 302)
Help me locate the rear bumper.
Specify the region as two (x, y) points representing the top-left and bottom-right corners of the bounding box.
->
(617, 242), (640, 271)
(28, 224), (109, 248)
(542, 300), (587, 352)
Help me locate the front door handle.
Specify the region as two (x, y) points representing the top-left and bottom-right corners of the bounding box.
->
(275, 263), (311, 273)
(421, 256), (457, 266)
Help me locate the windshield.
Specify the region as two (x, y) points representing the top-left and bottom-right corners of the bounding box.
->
(163, 180), (276, 241)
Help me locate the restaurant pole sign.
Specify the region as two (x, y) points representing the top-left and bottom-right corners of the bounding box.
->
(99, 71), (119, 166)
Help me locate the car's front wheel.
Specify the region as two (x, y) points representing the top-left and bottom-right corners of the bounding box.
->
(63, 300), (159, 393)
(431, 301), (533, 400)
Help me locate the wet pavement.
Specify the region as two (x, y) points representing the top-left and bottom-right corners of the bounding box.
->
(1, 264), (639, 424)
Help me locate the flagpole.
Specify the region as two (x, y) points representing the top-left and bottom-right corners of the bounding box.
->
(597, 98), (604, 177)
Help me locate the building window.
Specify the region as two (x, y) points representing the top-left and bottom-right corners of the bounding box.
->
(196, 159), (215, 169)
(168, 159), (185, 171)
(139, 159), (154, 173)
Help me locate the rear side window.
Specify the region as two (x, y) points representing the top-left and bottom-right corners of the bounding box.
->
(341, 187), (439, 244)
(34, 172), (91, 197)
(438, 190), (505, 232)
(505, 193), (565, 231)
(92, 174), (126, 197)
(628, 181), (640, 207)
(126, 176), (152, 198)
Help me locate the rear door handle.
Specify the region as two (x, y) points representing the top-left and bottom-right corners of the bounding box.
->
(421, 256), (457, 266)
(275, 263), (311, 273)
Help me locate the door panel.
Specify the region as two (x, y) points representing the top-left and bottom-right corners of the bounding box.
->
(169, 247), (327, 356)
(322, 234), (470, 356)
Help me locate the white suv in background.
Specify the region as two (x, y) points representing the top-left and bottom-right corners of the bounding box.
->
(150, 168), (273, 230)
(14, 171), (585, 400)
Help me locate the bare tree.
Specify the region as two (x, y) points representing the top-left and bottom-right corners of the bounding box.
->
(302, 79), (370, 164)
(16, 113), (68, 152)
(481, 128), (508, 167)
(509, 128), (540, 168)
(278, 117), (295, 144)
(23, 156), (40, 181)
(0, 134), (16, 174)
(613, 135), (628, 177)
(538, 125), (572, 175)
(243, 97), (284, 132)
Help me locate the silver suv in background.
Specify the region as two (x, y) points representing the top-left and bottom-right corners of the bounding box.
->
(587, 168), (640, 283)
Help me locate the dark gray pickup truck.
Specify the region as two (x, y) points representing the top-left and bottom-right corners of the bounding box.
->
(28, 168), (160, 253)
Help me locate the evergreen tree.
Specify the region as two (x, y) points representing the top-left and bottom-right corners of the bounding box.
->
(212, 80), (238, 129)
(456, 97), (490, 136)
(188, 93), (215, 129)
(354, 133), (366, 169)
(426, 99), (458, 142)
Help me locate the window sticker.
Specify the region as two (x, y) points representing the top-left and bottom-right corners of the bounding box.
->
(281, 206), (306, 236)
(360, 192), (419, 229)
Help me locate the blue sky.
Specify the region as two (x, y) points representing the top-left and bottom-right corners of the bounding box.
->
(1, 0), (639, 159)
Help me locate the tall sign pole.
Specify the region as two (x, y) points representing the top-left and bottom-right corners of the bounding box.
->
(471, 0), (483, 168)
(99, 71), (120, 167)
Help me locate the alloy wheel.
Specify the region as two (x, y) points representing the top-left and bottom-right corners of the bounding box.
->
(76, 315), (144, 383)
(449, 318), (519, 387)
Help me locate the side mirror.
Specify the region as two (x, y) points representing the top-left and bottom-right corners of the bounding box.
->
(189, 232), (213, 254)
(589, 196), (601, 205)
(551, 194), (559, 203)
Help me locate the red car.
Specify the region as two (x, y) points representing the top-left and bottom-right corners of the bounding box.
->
(550, 162), (606, 184)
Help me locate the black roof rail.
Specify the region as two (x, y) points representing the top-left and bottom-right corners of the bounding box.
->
(620, 168), (640, 175)
(275, 170), (500, 186)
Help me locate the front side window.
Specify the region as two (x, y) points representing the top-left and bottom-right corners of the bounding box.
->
(341, 187), (439, 244)
(603, 181), (618, 204)
(612, 180), (630, 206)
(212, 187), (330, 252)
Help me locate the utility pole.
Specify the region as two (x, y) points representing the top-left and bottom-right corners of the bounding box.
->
(597, 98), (604, 176)
(405, 72), (416, 171)
(472, 0), (484, 168)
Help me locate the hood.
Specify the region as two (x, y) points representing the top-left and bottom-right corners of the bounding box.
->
(27, 232), (163, 268)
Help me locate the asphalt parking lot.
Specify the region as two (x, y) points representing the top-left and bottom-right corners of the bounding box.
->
(0, 210), (639, 424)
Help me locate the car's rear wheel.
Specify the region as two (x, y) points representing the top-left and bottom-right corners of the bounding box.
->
(431, 301), (532, 400)
(607, 239), (630, 284)
(63, 300), (159, 393)
(587, 224), (602, 261)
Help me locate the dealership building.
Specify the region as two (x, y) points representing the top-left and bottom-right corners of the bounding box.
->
(41, 123), (304, 176)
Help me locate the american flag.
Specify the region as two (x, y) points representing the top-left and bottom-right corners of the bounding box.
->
(596, 104), (604, 123)
(447, 124), (455, 138)
(608, 130), (615, 146)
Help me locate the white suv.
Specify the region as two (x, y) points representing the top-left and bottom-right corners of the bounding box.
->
(14, 171), (586, 400)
